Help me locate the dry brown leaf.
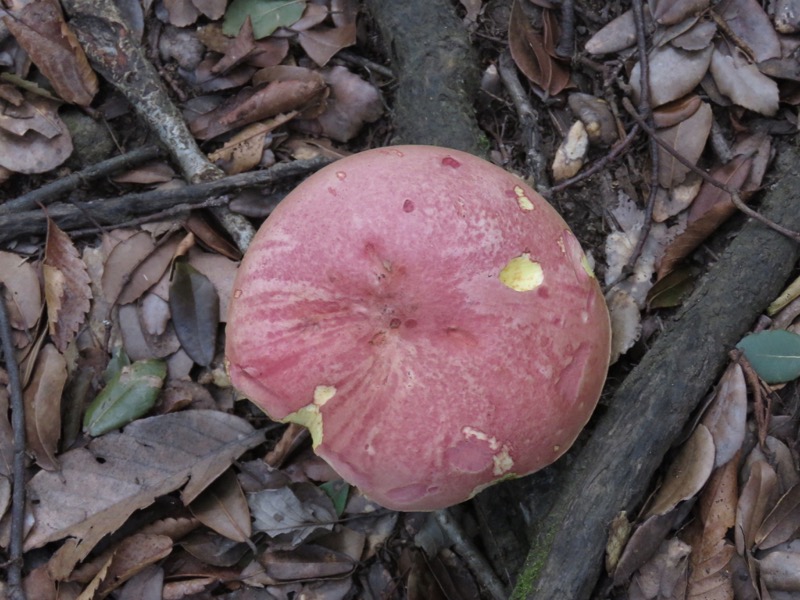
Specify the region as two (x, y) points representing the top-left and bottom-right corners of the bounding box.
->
(208, 120), (279, 176)
(631, 45), (713, 108)
(759, 547), (800, 592)
(118, 237), (182, 306)
(585, 9), (636, 55)
(607, 289), (641, 364)
(710, 45), (780, 116)
(652, 95), (702, 129)
(300, 66), (384, 143)
(655, 100), (712, 187)
(508, 0), (570, 96)
(2, 0), (98, 106)
(735, 458), (779, 554)
(89, 534), (173, 598)
(190, 469), (252, 543)
(257, 544), (356, 584)
(651, 0), (710, 26)
(297, 24), (356, 67)
(568, 92), (618, 146)
(697, 459), (739, 557)
(118, 301), (180, 361)
(43, 219), (91, 352)
(184, 215), (242, 260)
(114, 564), (164, 600)
(164, 0), (200, 27)
(552, 120), (589, 181)
(756, 484), (800, 550)
(187, 247), (239, 323)
(0, 95), (73, 174)
(717, 0), (781, 62)
(112, 162), (176, 185)
(24, 410), (265, 578)
(701, 363), (747, 468)
(23, 343), (66, 471)
(671, 20), (717, 52)
(212, 16), (257, 75)
(688, 154), (752, 221)
(0, 378), (15, 478)
(101, 231), (158, 306)
(628, 538), (691, 600)
(647, 424), (715, 517)
(0, 251), (42, 331)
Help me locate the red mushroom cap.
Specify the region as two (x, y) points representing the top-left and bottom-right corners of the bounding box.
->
(226, 145), (611, 511)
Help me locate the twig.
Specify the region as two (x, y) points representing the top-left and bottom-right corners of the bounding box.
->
(622, 0), (660, 277)
(435, 509), (508, 600)
(622, 97), (800, 243)
(555, 0), (575, 58)
(733, 351), (770, 448)
(0, 284), (27, 600)
(0, 145), (163, 216)
(497, 51), (549, 191)
(336, 49), (394, 79)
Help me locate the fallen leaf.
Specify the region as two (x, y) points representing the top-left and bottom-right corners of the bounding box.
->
(737, 330), (800, 384)
(631, 45), (713, 108)
(190, 469), (252, 543)
(101, 231), (158, 305)
(710, 45), (780, 116)
(118, 237), (182, 306)
(568, 92), (618, 146)
(651, 0), (710, 26)
(187, 248), (239, 323)
(85, 533), (173, 598)
(585, 9), (636, 55)
(25, 410), (265, 577)
(115, 564), (164, 600)
(655, 100), (712, 187)
(627, 538), (690, 600)
(701, 363), (746, 468)
(759, 548), (800, 592)
(508, 0), (570, 96)
(0, 95), (73, 174)
(552, 120), (589, 181)
(2, 0), (98, 106)
(670, 19), (717, 51)
(169, 259), (220, 367)
(256, 544), (355, 583)
(43, 219), (92, 352)
(298, 24), (356, 67)
(652, 95), (702, 129)
(83, 359), (167, 437)
(607, 289), (641, 364)
(687, 154), (752, 222)
(735, 458), (779, 554)
(223, 0), (307, 39)
(717, 0), (781, 62)
(647, 424), (715, 517)
(0, 251), (42, 331)
(646, 265), (698, 309)
(23, 343), (66, 470)
(249, 482), (337, 547)
(756, 484), (800, 550)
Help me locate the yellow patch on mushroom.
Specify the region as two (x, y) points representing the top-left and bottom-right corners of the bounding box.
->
(581, 254), (596, 278)
(499, 254), (544, 291)
(313, 384), (337, 406)
(513, 185), (534, 211)
(492, 447), (514, 475)
(282, 404), (323, 448)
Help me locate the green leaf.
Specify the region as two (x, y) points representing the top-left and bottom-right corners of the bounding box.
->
(170, 259), (220, 367)
(223, 0), (307, 39)
(646, 266), (698, 309)
(84, 359), (166, 436)
(736, 330), (800, 384)
(319, 480), (350, 517)
(103, 345), (130, 382)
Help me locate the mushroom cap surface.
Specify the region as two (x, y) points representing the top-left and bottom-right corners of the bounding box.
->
(226, 145), (611, 511)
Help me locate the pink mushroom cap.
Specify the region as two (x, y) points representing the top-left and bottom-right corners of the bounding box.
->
(226, 145), (611, 511)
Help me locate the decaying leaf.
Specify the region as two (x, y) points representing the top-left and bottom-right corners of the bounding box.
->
(651, 0), (710, 26)
(756, 484), (800, 550)
(736, 458), (779, 554)
(223, 0), (307, 39)
(0, 95), (73, 174)
(83, 533), (173, 598)
(552, 120), (589, 181)
(83, 358), (167, 437)
(585, 9), (636, 55)
(710, 45), (780, 116)
(0, 251), (42, 331)
(255, 544), (356, 584)
(25, 410), (265, 576)
(23, 343), (66, 471)
(759, 547), (800, 593)
(701, 363), (746, 468)
(2, 0), (98, 106)
(647, 424), (715, 517)
(631, 45), (713, 108)
(190, 469), (253, 543)
(627, 538), (691, 600)
(249, 482), (337, 547)
(508, 0), (570, 96)
(298, 23), (357, 67)
(43, 219), (92, 352)
(717, 0), (781, 62)
(169, 259), (220, 367)
(655, 100), (712, 187)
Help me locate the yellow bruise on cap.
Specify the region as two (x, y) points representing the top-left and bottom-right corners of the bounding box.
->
(513, 185), (534, 211)
(462, 426), (515, 476)
(499, 254), (543, 291)
(281, 385), (337, 449)
(581, 254), (596, 278)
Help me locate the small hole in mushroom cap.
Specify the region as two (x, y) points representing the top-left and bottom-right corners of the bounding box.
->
(389, 318), (402, 329)
(402, 199), (415, 213)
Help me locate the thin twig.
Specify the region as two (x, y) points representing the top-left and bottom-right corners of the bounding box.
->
(434, 509), (508, 600)
(555, 0), (575, 58)
(0, 145), (163, 216)
(0, 284), (27, 600)
(622, 97), (800, 243)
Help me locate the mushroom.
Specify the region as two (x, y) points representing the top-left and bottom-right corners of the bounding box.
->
(226, 145), (611, 511)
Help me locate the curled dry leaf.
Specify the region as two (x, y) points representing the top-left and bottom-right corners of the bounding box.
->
(655, 100), (712, 188)
(735, 458), (779, 554)
(190, 469), (252, 543)
(24, 410), (265, 576)
(508, 0), (570, 96)
(2, 0), (98, 106)
(298, 23), (357, 67)
(0, 251), (41, 331)
(23, 343), (66, 471)
(646, 424), (715, 517)
(652, 95), (702, 129)
(43, 220), (92, 353)
(552, 120), (588, 181)
(86, 533), (173, 598)
(631, 45), (713, 108)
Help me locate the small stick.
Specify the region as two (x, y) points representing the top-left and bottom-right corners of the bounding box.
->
(0, 284), (28, 600)
(555, 0), (576, 58)
(622, 97), (800, 243)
